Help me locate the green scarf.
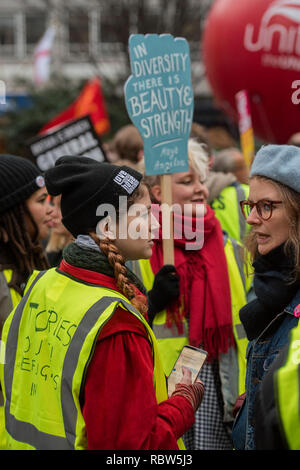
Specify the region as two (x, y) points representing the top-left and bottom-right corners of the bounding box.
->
(62, 242), (147, 295)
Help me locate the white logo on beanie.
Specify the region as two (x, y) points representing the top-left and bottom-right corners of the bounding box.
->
(113, 170), (139, 194)
(35, 175), (45, 188)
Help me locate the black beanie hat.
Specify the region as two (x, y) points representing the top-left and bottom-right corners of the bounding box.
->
(44, 155), (143, 237)
(0, 154), (45, 214)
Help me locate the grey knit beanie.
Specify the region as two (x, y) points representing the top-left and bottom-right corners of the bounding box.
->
(250, 145), (300, 193)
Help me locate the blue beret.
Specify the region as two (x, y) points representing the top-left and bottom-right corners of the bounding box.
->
(250, 144), (300, 193)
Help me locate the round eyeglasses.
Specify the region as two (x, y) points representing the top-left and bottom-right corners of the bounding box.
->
(240, 199), (283, 221)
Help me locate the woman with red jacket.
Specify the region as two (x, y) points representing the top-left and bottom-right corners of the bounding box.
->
(1, 156), (204, 450)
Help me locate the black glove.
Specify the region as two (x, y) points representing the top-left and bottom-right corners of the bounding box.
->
(147, 265), (180, 326)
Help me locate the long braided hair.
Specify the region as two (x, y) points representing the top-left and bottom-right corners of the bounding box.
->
(0, 202), (49, 292)
(90, 181), (148, 316)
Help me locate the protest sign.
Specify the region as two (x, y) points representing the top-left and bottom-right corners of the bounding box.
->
(27, 115), (107, 171)
(125, 34), (194, 264)
(235, 90), (255, 167)
(124, 33), (193, 176)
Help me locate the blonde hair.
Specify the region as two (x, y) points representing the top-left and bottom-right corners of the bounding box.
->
(244, 175), (300, 282)
(187, 138), (209, 181)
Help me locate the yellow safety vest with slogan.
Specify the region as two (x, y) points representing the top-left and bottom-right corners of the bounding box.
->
(210, 183), (250, 243)
(130, 234), (249, 395)
(0, 269), (22, 450)
(0, 268), (185, 450)
(274, 325), (300, 449)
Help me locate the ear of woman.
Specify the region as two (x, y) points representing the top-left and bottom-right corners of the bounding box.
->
(96, 215), (117, 241)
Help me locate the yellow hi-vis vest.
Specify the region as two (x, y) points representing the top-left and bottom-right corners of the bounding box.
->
(274, 326), (300, 449)
(130, 234), (249, 396)
(0, 268), (185, 450)
(210, 183), (250, 243)
(1, 270), (22, 314)
(0, 269), (22, 450)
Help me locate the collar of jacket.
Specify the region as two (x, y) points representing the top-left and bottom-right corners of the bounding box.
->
(62, 242), (147, 295)
(59, 258), (123, 293)
(283, 288), (300, 316)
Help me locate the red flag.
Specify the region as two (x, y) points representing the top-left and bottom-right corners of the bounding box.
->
(40, 77), (110, 135)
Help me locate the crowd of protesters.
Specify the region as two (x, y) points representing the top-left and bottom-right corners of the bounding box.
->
(0, 121), (300, 450)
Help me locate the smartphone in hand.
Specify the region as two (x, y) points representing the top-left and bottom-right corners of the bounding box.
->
(167, 345), (208, 396)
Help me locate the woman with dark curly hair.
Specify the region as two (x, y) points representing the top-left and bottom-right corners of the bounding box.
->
(0, 154), (54, 332)
(0, 153), (54, 448)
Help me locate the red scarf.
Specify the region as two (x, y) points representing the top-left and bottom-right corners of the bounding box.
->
(150, 204), (234, 360)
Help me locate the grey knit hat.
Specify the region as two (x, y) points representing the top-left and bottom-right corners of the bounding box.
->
(250, 145), (300, 193)
(0, 154), (45, 214)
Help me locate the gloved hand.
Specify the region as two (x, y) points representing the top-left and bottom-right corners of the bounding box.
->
(171, 368), (205, 412)
(147, 265), (180, 325)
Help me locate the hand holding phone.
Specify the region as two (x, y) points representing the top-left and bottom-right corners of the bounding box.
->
(167, 345), (207, 397)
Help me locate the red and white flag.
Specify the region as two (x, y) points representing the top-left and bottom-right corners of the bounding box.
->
(39, 77), (110, 136)
(33, 25), (56, 85)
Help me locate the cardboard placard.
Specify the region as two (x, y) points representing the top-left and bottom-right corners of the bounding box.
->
(124, 33), (193, 177)
(26, 115), (107, 171)
(124, 34), (194, 265)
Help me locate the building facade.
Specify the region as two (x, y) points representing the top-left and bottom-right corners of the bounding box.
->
(0, 0), (213, 95)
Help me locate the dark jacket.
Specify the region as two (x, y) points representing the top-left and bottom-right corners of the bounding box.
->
(253, 341), (290, 450)
(232, 290), (300, 450)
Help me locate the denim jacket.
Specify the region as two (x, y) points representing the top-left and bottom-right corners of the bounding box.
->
(232, 289), (300, 450)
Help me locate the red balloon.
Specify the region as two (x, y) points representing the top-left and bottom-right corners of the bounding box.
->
(203, 0), (300, 144)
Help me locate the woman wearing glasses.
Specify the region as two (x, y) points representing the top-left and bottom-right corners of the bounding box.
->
(232, 144), (300, 450)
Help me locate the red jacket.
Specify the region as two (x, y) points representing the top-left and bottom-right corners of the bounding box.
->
(59, 261), (194, 450)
